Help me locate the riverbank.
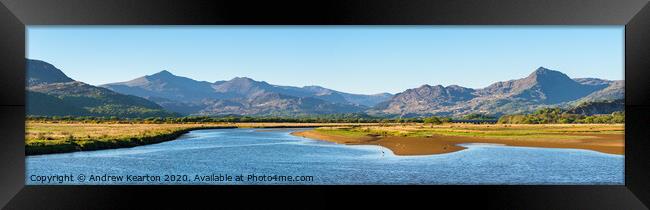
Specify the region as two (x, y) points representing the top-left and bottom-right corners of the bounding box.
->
(26, 122), (376, 155)
(291, 124), (624, 155)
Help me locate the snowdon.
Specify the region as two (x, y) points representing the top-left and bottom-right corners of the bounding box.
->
(27, 59), (623, 118)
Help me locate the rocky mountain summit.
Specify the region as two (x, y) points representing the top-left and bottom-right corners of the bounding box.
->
(102, 71), (391, 116)
(371, 67), (623, 117)
(26, 59), (175, 117)
(27, 59), (623, 117)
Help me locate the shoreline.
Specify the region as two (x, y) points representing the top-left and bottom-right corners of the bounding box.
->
(26, 122), (625, 156)
(26, 123), (371, 156)
(26, 126), (234, 156)
(291, 129), (624, 156)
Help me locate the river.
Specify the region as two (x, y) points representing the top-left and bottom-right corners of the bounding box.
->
(26, 128), (624, 185)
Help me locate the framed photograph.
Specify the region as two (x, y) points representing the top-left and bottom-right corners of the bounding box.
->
(0, 0), (649, 209)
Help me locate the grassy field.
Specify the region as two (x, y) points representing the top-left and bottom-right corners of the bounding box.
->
(314, 123), (624, 140)
(294, 123), (625, 155)
(25, 122), (374, 155)
(26, 122), (624, 155)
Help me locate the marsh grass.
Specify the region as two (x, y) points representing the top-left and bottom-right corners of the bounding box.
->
(315, 123), (624, 140)
(26, 122), (623, 155)
(25, 123), (231, 155)
(25, 122), (373, 155)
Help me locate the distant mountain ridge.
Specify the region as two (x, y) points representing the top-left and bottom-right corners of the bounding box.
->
(27, 59), (74, 85)
(26, 59), (177, 117)
(102, 71), (392, 116)
(567, 99), (624, 115)
(572, 80), (624, 104)
(27, 58), (623, 117)
(478, 67), (604, 103)
(371, 67), (624, 117)
(103, 70), (220, 102)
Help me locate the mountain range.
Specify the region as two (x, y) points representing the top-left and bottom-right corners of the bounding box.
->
(26, 59), (624, 118)
(370, 67), (624, 117)
(100, 70), (392, 116)
(26, 60), (176, 118)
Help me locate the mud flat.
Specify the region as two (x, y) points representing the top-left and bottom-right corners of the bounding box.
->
(291, 126), (624, 155)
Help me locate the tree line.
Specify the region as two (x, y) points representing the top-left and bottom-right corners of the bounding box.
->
(27, 107), (623, 124)
(26, 114), (471, 125)
(497, 107), (624, 124)
(27, 114), (414, 124)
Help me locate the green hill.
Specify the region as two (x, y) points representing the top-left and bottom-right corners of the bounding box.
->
(26, 91), (90, 116)
(26, 59), (178, 118)
(567, 99), (624, 116)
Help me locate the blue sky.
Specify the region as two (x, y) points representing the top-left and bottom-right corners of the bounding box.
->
(27, 26), (623, 94)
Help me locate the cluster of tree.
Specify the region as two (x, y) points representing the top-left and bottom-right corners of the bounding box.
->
(26, 113), (509, 125)
(27, 114), (429, 124)
(461, 113), (497, 120)
(497, 107), (624, 124)
(30, 108), (623, 125)
(567, 99), (624, 116)
(27, 91), (178, 118)
(423, 116), (452, 125)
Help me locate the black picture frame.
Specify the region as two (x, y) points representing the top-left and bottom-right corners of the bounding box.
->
(1, 0), (649, 209)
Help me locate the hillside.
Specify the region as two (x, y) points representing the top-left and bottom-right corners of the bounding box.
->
(372, 67), (623, 117)
(567, 99), (624, 115)
(26, 59), (177, 118)
(102, 71), (390, 116)
(26, 59), (74, 85)
(28, 59), (622, 118)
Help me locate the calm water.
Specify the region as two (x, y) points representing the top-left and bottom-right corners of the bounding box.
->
(26, 128), (624, 185)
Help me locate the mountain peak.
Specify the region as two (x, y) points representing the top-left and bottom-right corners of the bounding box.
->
(231, 77), (254, 81)
(419, 84), (446, 90)
(525, 67), (572, 82)
(534, 66), (551, 72)
(152, 70), (174, 77)
(227, 77), (270, 86)
(515, 66), (602, 104)
(530, 67), (565, 77)
(303, 85), (325, 89)
(26, 59), (75, 85)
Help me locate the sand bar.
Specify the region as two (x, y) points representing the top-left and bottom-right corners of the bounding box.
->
(291, 129), (624, 155)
